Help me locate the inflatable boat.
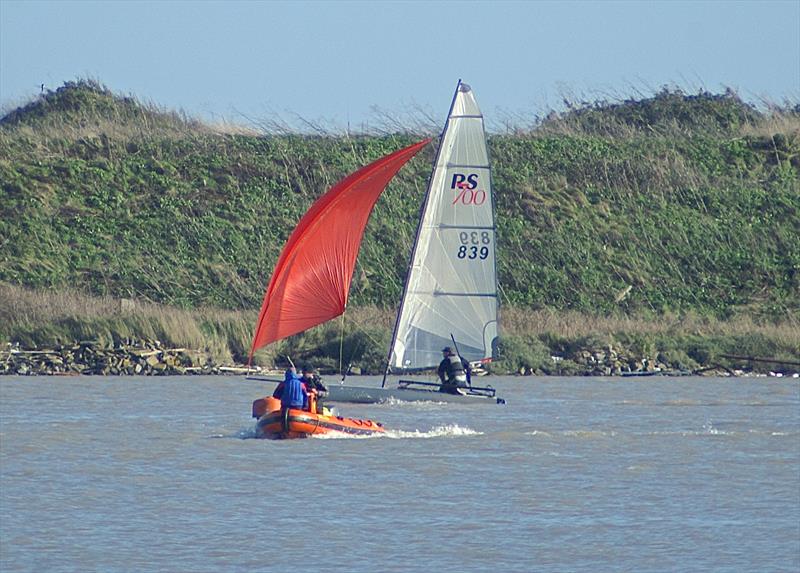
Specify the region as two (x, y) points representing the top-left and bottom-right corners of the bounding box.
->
(251, 395), (386, 439)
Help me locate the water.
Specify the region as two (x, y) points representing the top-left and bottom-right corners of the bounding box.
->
(1, 375), (798, 573)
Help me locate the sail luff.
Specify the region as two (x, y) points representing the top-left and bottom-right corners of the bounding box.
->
(249, 138), (430, 362)
(381, 82), (464, 386)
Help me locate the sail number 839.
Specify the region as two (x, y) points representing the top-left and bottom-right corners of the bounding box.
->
(457, 231), (492, 260)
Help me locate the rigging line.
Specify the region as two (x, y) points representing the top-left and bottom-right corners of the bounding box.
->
(346, 328), (365, 370)
(336, 313), (382, 380)
(339, 311), (346, 376)
(345, 313), (386, 351)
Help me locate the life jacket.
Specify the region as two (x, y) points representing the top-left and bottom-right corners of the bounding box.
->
(280, 374), (307, 408)
(446, 354), (468, 384)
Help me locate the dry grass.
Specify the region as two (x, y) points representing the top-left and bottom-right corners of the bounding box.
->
(0, 86), (259, 156)
(0, 283), (255, 363)
(0, 284), (397, 365)
(739, 107), (800, 138)
(3, 284), (797, 365)
(1, 112), (214, 152)
(0, 283), (121, 324)
(501, 307), (800, 349)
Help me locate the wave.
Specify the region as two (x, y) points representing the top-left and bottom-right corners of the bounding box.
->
(526, 430), (553, 437)
(562, 429), (618, 438)
(616, 399), (790, 407)
(312, 423), (483, 440)
(208, 427), (259, 439)
(524, 429), (617, 438)
(375, 397), (452, 409)
(523, 424), (799, 439)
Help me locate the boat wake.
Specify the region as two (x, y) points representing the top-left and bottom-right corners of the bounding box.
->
(311, 424), (483, 440)
(376, 397), (453, 409)
(220, 424), (482, 440)
(384, 424), (483, 439)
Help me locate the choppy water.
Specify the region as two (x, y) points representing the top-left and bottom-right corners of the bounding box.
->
(1, 375), (798, 573)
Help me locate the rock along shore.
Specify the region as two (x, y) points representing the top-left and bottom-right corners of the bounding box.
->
(3, 340), (795, 378)
(0, 340), (257, 376)
(0, 342), (680, 377)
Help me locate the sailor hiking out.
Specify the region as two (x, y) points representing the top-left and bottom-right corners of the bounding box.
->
(437, 347), (472, 394)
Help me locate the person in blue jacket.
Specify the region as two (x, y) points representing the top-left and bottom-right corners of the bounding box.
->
(274, 367), (308, 433)
(274, 367), (308, 410)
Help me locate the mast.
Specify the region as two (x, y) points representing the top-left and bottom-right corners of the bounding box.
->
(381, 80), (463, 387)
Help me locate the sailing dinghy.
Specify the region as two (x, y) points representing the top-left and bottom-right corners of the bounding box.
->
(247, 139), (430, 437)
(248, 81), (503, 409)
(325, 81), (504, 404)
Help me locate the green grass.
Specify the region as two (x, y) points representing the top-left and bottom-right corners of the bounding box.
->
(1, 80), (798, 372)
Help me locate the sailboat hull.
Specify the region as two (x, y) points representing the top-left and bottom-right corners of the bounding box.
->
(325, 384), (505, 404)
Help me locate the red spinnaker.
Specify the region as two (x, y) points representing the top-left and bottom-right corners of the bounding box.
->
(249, 138), (431, 361)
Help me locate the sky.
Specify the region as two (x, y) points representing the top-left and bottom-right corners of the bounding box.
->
(1, 0), (799, 132)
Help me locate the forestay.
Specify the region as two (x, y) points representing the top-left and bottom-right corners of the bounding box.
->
(389, 82), (498, 370)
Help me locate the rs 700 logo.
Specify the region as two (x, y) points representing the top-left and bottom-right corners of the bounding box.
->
(451, 173), (486, 205)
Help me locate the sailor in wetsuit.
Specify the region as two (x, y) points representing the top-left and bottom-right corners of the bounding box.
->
(437, 347), (472, 394)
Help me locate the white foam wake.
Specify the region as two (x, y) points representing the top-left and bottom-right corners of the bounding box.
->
(376, 397), (451, 409)
(311, 423), (483, 440)
(227, 423), (483, 440)
(382, 424), (483, 439)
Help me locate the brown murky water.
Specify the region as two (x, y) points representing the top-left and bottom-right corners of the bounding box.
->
(2, 375), (798, 572)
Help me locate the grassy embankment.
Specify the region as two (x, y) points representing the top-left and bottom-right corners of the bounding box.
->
(1, 80), (798, 374)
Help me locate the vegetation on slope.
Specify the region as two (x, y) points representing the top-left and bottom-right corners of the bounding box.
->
(1, 80), (798, 372)
(3, 283), (798, 374)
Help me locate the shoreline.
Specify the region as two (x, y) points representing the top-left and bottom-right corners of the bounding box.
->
(3, 341), (797, 378)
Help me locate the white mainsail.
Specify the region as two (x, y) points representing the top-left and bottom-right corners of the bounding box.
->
(388, 82), (498, 371)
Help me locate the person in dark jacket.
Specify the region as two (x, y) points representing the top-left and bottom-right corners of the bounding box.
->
(301, 365), (328, 393)
(301, 365), (328, 414)
(437, 347), (471, 394)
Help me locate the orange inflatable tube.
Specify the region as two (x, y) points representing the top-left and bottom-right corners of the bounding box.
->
(252, 396), (386, 440)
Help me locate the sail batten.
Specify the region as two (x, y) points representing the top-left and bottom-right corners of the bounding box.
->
(435, 224), (495, 229)
(429, 292), (497, 297)
(388, 82), (498, 371)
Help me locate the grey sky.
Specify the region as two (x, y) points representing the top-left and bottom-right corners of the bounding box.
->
(1, 0), (798, 130)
